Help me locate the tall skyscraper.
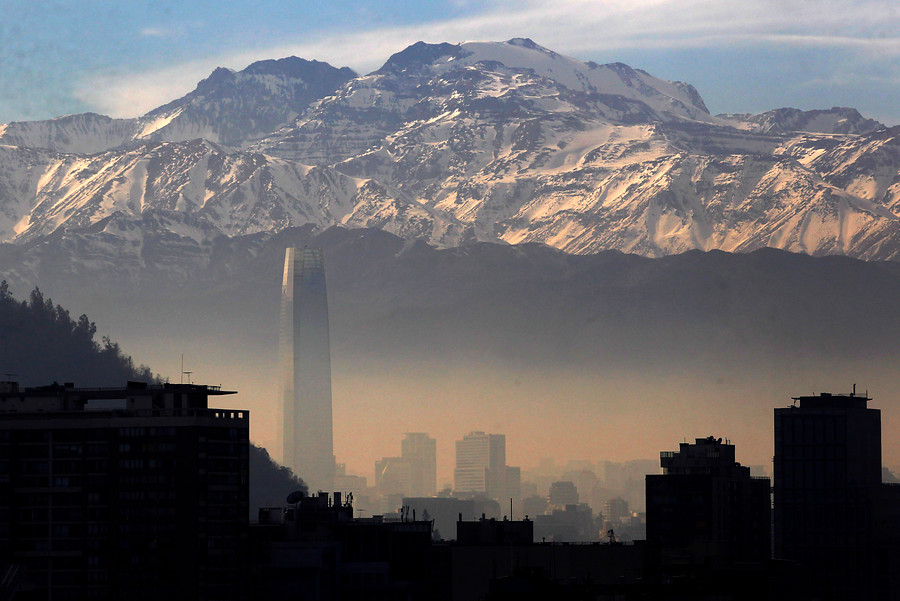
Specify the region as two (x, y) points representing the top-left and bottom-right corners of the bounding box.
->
(280, 247), (334, 492)
(774, 391), (882, 600)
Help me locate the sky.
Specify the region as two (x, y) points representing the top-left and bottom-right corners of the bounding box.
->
(2, 0), (900, 126)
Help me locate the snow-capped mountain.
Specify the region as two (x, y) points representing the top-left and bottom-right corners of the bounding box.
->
(255, 38), (713, 165)
(3, 37), (900, 285)
(0, 58), (355, 154)
(0, 138), (441, 247)
(724, 107), (884, 135)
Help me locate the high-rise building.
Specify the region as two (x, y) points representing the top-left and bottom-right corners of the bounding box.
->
(548, 481), (579, 508)
(280, 247), (334, 492)
(0, 381), (248, 601)
(774, 391), (882, 600)
(375, 456), (411, 497)
(454, 431), (518, 502)
(401, 433), (437, 497)
(646, 436), (770, 571)
(602, 497), (629, 531)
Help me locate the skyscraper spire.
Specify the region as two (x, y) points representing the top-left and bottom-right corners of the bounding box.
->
(280, 247), (335, 492)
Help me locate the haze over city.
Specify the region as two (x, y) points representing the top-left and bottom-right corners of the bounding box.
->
(5, 0), (900, 486)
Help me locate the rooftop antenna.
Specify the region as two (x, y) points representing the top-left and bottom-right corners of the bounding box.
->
(180, 354), (193, 385)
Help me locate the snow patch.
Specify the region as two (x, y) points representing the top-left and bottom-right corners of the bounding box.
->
(138, 107), (185, 138)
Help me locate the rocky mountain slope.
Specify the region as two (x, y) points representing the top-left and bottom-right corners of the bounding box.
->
(0, 57), (355, 154)
(2, 37), (900, 284)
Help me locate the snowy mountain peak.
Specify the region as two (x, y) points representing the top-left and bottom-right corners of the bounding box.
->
(0, 56), (356, 155)
(375, 42), (465, 75)
(408, 39), (711, 120)
(192, 66), (237, 92)
(244, 56), (357, 80)
(725, 106), (885, 135)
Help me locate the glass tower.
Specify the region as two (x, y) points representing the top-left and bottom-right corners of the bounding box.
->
(280, 247), (334, 492)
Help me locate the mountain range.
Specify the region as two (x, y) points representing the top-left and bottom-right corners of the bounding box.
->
(2, 37), (900, 285)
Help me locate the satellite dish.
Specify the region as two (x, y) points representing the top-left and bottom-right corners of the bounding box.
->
(286, 490), (305, 504)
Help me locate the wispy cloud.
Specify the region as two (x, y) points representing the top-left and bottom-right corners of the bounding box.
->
(139, 21), (204, 39)
(74, 0), (900, 118)
(139, 27), (173, 38)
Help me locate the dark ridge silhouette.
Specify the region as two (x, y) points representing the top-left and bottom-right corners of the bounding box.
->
(249, 444), (308, 520)
(0, 281), (154, 386)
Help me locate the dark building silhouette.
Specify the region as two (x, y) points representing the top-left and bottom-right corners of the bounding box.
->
(402, 497), (501, 541)
(533, 503), (596, 542)
(280, 247), (335, 492)
(646, 436), (771, 595)
(250, 492), (433, 600)
(446, 515), (645, 601)
(547, 480), (578, 508)
(0, 380), (248, 601)
(250, 493), (646, 601)
(774, 391), (883, 600)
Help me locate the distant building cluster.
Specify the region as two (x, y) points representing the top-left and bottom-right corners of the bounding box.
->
(276, 247), (650, 537)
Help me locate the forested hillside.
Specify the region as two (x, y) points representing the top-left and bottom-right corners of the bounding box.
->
(0, 281), (154, 386)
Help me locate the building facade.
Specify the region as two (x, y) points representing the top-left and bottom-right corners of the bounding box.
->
(401, 433), (437, 498)
(0, 381), (248, 601)
(280, 247), (335, 492)
(454, 431), (506, 498)
(375, 456), (412, 497)
(774, 391), (882, 600)
(646, 436), (771, 573)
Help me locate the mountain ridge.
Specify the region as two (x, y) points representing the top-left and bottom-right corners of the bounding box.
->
(2, 38), (900, 268)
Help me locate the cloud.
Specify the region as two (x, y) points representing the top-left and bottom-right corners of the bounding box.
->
(74, 0), (900, 118)
(139, 27), (172, 38)
(139, 21), (204, 39)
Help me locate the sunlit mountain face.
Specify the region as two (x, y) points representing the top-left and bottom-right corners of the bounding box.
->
(2, 38), (898, 263)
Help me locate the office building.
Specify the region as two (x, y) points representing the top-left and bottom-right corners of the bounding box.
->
(646, 436), (770, 574)
(548, 481), (579, 508)
(280, 247), (335, 492)
(454, 431), (506, 498)
(774, 391), (882, 600)
(374, 433), (437, 499)
(402, 433), (437, 498)
(0, 381), (248, 601)
(375, 456), (411, 497)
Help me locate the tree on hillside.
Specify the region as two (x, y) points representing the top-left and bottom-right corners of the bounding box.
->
(249, 445), (309, 520)
(0, 281), (155, 386)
